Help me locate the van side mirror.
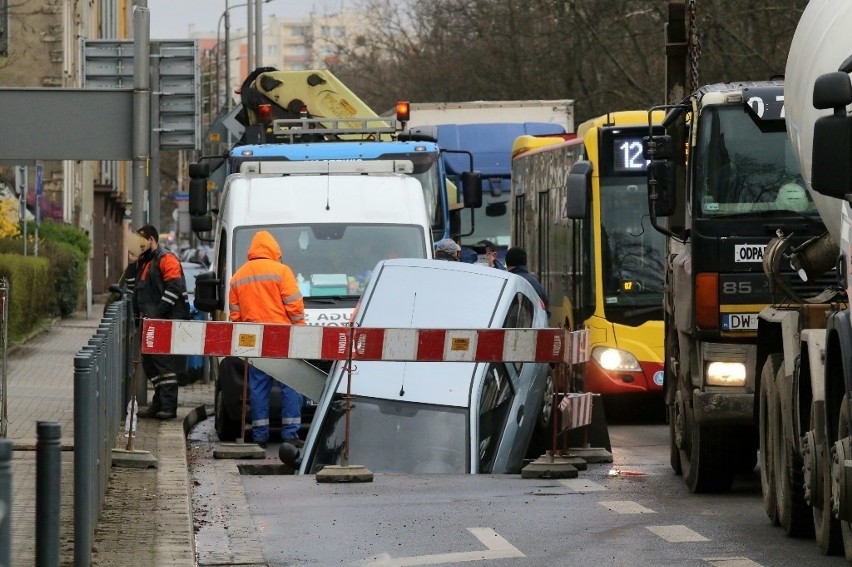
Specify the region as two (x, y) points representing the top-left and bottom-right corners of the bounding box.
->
(193, 271), (223, 313)
(811, 71), (852, 199)
(564, 161), (591, 219)
(647, 160), (677, 217)
(462, 171), (483, 209)
(189, 163), (210, 217)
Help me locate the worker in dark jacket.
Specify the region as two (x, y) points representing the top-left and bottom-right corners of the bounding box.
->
(229, 230), (306, 448)
(505, 246), (550, 317)
(132, 225), (191, 420)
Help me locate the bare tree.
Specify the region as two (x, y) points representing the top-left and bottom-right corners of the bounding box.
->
(330, 0), (807, 123)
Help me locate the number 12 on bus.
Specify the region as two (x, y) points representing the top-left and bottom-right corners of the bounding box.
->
(511, 111), (666, 397)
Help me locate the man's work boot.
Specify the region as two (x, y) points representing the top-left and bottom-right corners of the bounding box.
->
(155, 410), (177, 420)
(137, 406), (159, 419)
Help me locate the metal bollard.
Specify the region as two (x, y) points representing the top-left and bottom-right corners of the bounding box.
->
(74, 352), (95, 567)
(36, 422), (61, 567)
(0, 439), (12, 567)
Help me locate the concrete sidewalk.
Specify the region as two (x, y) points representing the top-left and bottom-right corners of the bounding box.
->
(6, 310), (213, 566)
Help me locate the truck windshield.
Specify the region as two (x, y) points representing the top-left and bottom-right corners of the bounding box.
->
(233, 224), (427, 296)
(696, 106), (814, 217)
(459, 192), (511, 248)
(306, 395), (468, 474)
(600, 176), (666, 318)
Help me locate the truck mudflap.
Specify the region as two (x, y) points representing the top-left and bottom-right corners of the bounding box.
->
(693, 390), (754, 425)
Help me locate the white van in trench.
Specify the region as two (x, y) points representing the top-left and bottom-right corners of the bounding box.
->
(285, 259), (554, 475)
(194, 161), (433, 441)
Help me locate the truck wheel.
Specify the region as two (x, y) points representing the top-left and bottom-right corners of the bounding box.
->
(214, 385), (241, 442)
(836, 393), (852, 560)
(774, 363), (813, 537)
(811, 400), (842, 554)
(668, 401), (683, 476)
(680, 405), (735, 493)
(760, 354), (781, 525)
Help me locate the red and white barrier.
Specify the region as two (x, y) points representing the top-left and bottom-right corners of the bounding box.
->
(559, 392), (596, 430)
(140, 319), (589, 364)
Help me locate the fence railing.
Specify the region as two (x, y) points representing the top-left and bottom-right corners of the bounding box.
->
(0, 278), (8, 439)
(72, 299), (130, 567)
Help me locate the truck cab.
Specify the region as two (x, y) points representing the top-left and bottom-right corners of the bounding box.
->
(645, 81), (830, 492)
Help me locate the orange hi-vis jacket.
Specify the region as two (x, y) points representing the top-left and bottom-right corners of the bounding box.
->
(229, 231), (305, 326)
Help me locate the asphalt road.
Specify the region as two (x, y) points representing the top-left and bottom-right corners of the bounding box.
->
(187, 415), (850, 567)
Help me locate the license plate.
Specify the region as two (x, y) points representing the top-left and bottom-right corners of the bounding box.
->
(722, 313), (759, 330)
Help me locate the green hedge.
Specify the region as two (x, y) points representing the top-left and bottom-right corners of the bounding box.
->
(0, 221), (92, 338)
(0, 253), (51, 341)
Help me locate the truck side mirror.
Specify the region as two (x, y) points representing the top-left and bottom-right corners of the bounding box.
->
(811, 71), (852, 199)
(643, 135), (674, 161)
(193, 271), (223, 313)
(461, 171), (483, 209)
(647, 160), (677, 217)
(564, 160), (591, 219)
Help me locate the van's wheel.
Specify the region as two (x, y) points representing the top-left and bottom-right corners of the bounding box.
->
(214, 386), (241, 442)
(760, 354), (781, 525)
(679, 390), (735, 493)
(811, 400), (842, 555)
(774, 362), (813, 537)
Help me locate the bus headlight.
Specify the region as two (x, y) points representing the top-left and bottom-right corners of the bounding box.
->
(591, 347), (641, 372)
(706, 362), (746, 386)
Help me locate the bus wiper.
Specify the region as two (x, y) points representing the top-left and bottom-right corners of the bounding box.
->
(623, 305), (664, 318)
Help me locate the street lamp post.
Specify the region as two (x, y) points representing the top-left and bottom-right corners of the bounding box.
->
(217, 0), (275, 114)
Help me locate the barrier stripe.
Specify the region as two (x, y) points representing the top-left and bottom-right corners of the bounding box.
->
(140, 319), (590, 364)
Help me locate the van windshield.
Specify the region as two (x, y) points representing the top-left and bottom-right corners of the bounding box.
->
(233, 224), (427, 296)
(306, 395), (468, 474)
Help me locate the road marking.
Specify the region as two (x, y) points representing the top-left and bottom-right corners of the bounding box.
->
(560, 478), (606, 492)
(599, 500), (656, 514)
(356, 527), (525, 566)
(703, 557), (764, 567)
(647, 525), (709, 542)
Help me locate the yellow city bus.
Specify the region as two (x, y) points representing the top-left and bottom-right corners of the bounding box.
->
(511, 111), (665, 397)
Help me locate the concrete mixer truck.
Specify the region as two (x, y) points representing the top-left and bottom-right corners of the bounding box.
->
(746, 0), (852, 558)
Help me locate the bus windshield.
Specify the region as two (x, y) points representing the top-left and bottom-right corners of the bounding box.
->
(600, 176), (666, 317)
(696, 106), (815, 217)
(233, 224), (427, 296)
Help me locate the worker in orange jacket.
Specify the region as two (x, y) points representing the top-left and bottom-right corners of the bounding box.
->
(229, 230), (306, 448)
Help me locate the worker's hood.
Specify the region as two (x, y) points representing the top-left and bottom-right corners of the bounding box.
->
(246, 230), (282, 262)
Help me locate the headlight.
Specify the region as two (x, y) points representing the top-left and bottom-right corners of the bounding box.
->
(591, 347), (641, 371)
(706, 362), (746, 386)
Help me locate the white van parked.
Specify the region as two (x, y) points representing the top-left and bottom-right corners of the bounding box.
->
(284, 258), (554, 475)
(192, 160), (434, 440)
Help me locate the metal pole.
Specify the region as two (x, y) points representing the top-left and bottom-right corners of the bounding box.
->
(254, 0), (263, 68)
(225, 4), (231, 111)
(0, 439), (12, 567)
(132, 4), (151, 229)
(246, 0), (254, 72)
(149, 41), (161, 231)
(36, 421), (61, 567)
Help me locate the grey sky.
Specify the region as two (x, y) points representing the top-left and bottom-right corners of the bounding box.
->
(147, 0), (350, 39)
